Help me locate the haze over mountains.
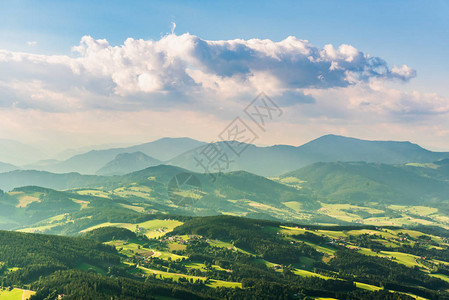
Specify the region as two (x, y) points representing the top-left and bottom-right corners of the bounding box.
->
(2, 134), (449, 243)
(2, 134), (449, 178)
(167, 135), (449, 176)
(96, 152), (161, 176)
(23, 137), (205, 174)
(0, 139), (46, 165)
(0, 161), (18, 173)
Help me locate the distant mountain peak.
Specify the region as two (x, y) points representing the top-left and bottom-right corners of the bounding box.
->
(96, 152), (161, 176)
(304, 134), (423, 149)
(115, 151), (149, 159)
(0, 161), (19, 173)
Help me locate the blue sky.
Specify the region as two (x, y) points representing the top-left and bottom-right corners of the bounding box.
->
(2, 0), (448, 92)
(0, 0), (449, 154)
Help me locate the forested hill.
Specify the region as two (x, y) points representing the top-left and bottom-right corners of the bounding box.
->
(0, 230), (212, 299)
(0, 230), (119, 285)
(3, 216), (449, 299)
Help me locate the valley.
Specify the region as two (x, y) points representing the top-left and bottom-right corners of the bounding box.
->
(1, 136), (449, 299)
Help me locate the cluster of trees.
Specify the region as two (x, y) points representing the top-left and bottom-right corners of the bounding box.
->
(30, 270), (210, 300)
(0, 230), (118, 285)
(327, 249), (449, 298)
(82, 226), (138, 242)
(171, 215), (322, 264)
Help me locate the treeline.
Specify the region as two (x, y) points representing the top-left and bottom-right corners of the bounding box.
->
(30, 270), (212, 300)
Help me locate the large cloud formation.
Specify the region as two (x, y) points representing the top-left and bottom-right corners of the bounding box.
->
(0, 33), (416, 112)
(2, 33), (449, 153)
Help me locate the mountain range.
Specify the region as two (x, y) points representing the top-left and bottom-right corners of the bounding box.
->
(8, 134), (449, 177)
(166, 134), (449, 176)
(25, 137), (205, 174)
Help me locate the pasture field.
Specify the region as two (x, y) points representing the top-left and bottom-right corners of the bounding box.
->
(9, 191), (42, 207)
(16, 214), (72, 233)
(107, 240), (154, 257)
(109, 239), (187, 261)
(17, 223), (60, 233)
(354, 282), (382, 291)
(81, 219), (183, 238)
(76, 189), (110, 198)
(293, 268), (330, 279)
(282, 201), (303, 211)
(207, 279), (242, 288)
(135, 265), (205, 282)
(152, 250), (186, 261)
(167, 243), (186, 251)
(0, 288), (35, 300)
(76, 263), (106, 275)
(388, 205), (438, 216)
(119, 203), (146, 212)
(382, 251), (422, 268)
(16, 195), (40, 208)
(274, 176), (304, 189)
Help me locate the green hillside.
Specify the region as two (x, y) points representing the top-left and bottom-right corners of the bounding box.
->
(281, 161), (449, 205)
(3, 160), (449, 233)
(3, 216), (449, 299)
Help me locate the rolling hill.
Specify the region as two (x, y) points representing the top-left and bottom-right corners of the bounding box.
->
(281, 160), (449, 205)
(0, 164), (318, 231)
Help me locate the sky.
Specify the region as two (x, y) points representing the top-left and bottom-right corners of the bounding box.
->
(1, 0), (449, 155)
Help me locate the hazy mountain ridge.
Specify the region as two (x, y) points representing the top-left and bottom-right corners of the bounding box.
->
(8, 135), (449, 176)
(167, 134), (449, 176)
(0, 169), (108, 191)
(0, 161), (18, 173)
(96, 152), (161, 175)
(26, 137), (205, 174)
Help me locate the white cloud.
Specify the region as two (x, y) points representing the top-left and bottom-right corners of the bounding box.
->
(2, 33), (449, 151)
(0, 33), (417, 113)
